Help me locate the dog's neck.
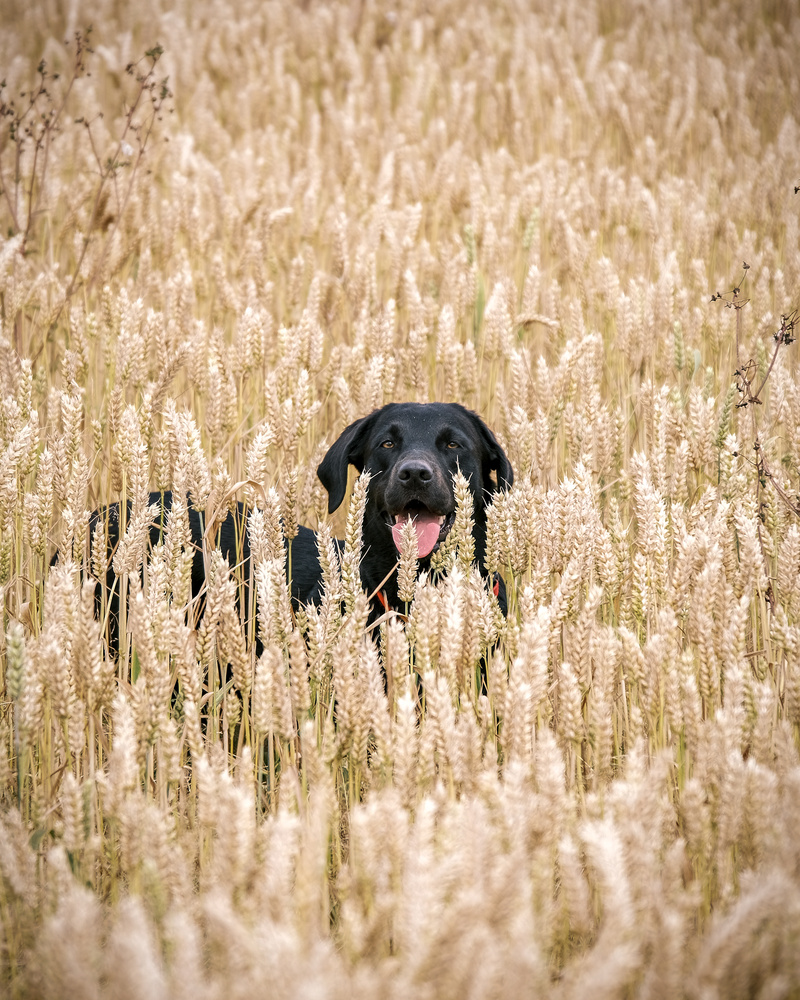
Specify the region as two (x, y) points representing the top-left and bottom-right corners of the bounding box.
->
(358, 504), (490, 613)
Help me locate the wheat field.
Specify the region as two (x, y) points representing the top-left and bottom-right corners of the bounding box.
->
(1, 0), (800, 996)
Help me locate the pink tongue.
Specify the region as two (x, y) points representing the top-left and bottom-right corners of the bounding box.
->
(391, 511), (442, 558)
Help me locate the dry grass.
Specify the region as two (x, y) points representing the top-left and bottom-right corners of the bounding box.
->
(2, 0), (800, 996)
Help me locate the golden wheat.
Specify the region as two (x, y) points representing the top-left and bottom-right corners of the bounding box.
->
(1, 0), (800, 996)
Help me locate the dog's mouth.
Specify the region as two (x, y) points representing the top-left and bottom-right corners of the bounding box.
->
(387, 504), (456, 558)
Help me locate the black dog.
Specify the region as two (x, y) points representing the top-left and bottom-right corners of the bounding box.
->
(83, 402), (512, 645)
(316, 401), (513, 612)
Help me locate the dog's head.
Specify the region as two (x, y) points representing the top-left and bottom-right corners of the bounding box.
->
(317, 402), (513, 562)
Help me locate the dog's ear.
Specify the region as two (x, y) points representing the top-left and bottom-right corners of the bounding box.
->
(317, 412), (377, 513)
(471, 412), (514, 492)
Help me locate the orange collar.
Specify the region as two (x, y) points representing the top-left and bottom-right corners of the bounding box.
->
(375, 576), (500, 612)
(375, 590), (408, 623)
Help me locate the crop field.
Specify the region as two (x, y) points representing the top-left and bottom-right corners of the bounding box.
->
(1, 0), (800, 996)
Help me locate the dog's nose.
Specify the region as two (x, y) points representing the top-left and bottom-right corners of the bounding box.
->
(396, 458), (434, 485)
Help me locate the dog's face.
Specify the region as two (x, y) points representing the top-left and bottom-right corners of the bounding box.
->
(317, 403), (513, 569)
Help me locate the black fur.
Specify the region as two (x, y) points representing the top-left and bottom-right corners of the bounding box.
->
(317, 401), (512, 612)
(79, 403), (513, 646)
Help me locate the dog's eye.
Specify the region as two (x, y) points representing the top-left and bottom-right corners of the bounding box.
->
(447, 441), (460, 449)
(381, 440), (395, 449)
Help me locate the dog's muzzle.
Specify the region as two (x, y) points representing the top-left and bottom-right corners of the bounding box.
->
(388, 506), (456, 558)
